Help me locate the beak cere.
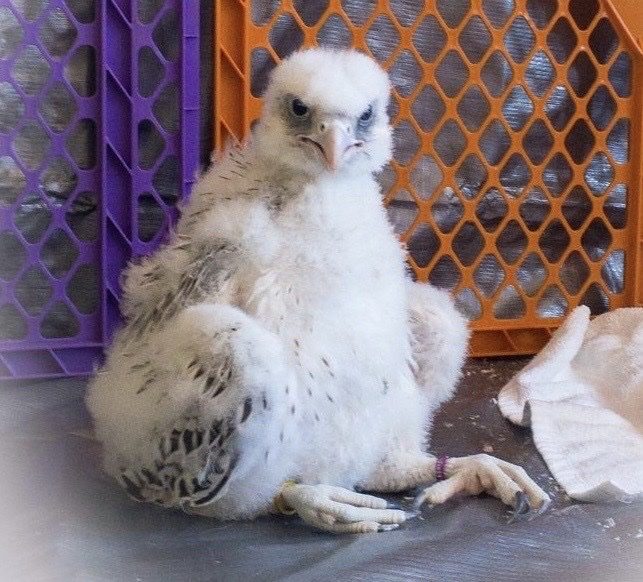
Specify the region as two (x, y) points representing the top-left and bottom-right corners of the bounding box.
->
(301, 120), (363, 171)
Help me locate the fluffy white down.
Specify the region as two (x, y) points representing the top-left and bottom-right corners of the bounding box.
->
(86, 49), (469, 520)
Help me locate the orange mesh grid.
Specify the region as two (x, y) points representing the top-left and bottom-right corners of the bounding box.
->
(213, 0), (643, 357)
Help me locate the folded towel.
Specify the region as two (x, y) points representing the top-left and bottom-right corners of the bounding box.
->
(498, 306), (643, 502)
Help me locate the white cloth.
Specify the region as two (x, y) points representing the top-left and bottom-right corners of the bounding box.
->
(498, 306), (643, 502)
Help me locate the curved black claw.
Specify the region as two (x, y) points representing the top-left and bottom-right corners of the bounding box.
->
(507, 491), (532, 523)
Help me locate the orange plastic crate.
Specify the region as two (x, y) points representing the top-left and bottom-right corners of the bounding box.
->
(213, 0), (643, 356)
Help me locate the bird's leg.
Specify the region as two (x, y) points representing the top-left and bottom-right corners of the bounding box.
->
(274, 483), (410, 534)
(361, 453), (550, 518)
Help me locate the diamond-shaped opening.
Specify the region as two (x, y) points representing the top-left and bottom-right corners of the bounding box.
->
(138, 192), (166, 244)
(153, 82), (179, 133)
(294, 0), (329, 26)
(601, 249), (625, 294)
(479, 120), (510, 166)
(64, 0), (95, 24)
(390, 0), (422, 26)
(459, 16), (491, 63)
(15, 266), (52, 315)
(65, 45), (96, 97)
(11, 0), (47, 21)
(523, 120), (553, 166)
(581, 218), (612, 261)
(604, 184), (627, 229)
(537, 285), (568, 318)
(527, 0), (557, 29)
(518, 252), (547, 297)
(560, 250), (590, 294)
(580, 282), (609, 315)
(519, 187), (550, 231)
(12, 45), (50, 95)
(481, 50), (513, 97)
(609, 52), (631, 98)
(433, 120), (466, 167)
(0, 7), (22, 59)
(526, 51), (554, 97)
(341, 0), (376, 26)
(455, 287), (482, 320)
(436, 50), (469, 97)
(390, 50), (422, 98)
(539, 219), (570, 262)
(65, 191), (98, 242)
(474, 254), (505, 297)
(502, 85), (533, 131)
(547, 17), (577, 64)
(152, 155), (180, 203)
(569, 0), (599, 30)
(40, 156), (78, 205)
(67, 263), (99, 314)
(40, 82), (77, 132)
(456, 154), (488, 199)
(504, 16), (535, 64)
(394, 121), (420, 166)
(366, 15), (400, 62)
(500, 153), (532, 197)
(568, 52), (597, 97)
(153, 9), (180, 61)
(40, 301), (80, 339)
(0, 303), (27, 340)
(496, 219), (527, 264)
(407, 223), (439, 268)
(317, 13), (353, 48)
(14, 121), (50, 170)
(589, 18), (619, 64)
(14, 192), (51, 242)
(138, 0), (164, 24)
(543, 153), (573, 197)
(138, 46), (165, 98)
(411, 85), (445, 132)
(607, 119), (629, 164)
(585, 152), (613, 196)
(268, 12), (304, 60)
(452, 221), (485, 266)
(457, 85), (490, 132)
(437, 0), (471, 29)
(251, 47), (277, 98)
(545, 85), (576, 131)
(0, 156), (26, 207)
(562, 185), (592, 229)
(40, 7), (77, 58)
(476, 188), (507, 232)
(411, 155), (442, 200)
(0, 82), (24, 134)
(493, 285), (525, 319)
(0, 230), (26, 280)
(40, 228), (79, 278)
(429, 255), (462, 290)
(138, 119), (165, 170)
(431, 188), (464, 233)
(66, 118), (96, 170)
(413, 15), (446, 63)
(387, 189), (418, 236)
(483, 0), (514, 28)
(565, 119), (595, 164)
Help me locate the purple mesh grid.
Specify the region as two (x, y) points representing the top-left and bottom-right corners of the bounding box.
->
(0, 1), (199, 380)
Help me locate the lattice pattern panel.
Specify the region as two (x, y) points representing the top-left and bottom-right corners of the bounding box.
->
(0, 0), (199, 379)
(214, 0), (642, 356)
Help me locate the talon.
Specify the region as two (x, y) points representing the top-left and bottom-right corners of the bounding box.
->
(513, 491), (531, 515)
(536, 497), (552, 515)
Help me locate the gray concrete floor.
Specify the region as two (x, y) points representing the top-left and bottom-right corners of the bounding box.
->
(0, 358), (641, 581)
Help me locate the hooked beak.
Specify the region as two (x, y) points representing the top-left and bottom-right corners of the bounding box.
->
(300, 121), (363, 171)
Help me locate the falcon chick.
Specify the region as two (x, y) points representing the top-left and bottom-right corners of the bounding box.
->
(87, 48), (549, 533)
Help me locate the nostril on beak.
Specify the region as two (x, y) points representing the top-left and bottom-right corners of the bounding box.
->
(319, 122), (327, 132)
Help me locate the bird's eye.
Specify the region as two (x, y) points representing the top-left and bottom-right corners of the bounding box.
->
(291, 98), (309, 117)
(359, 105), (373, 123)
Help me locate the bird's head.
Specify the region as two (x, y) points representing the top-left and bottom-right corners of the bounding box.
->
(254, 48), (393, 178)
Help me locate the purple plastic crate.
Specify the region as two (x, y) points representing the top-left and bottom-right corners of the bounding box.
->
(0, 0), (199, 380)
